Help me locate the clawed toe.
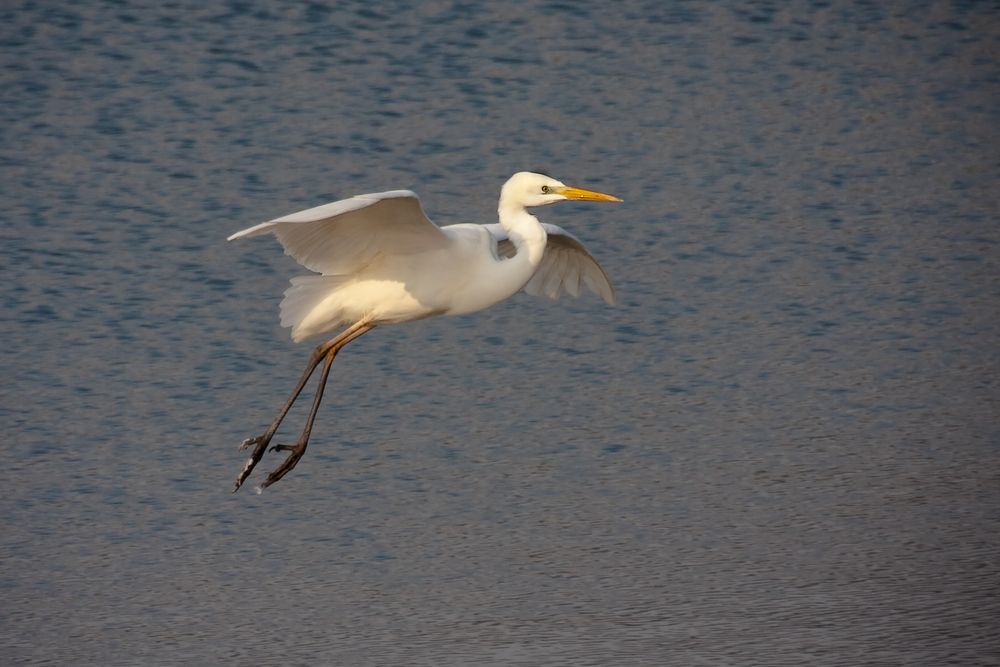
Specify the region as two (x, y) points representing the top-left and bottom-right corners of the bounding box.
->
(239, 435), (263, 451)
(233, 433), (273, 492)
(233, 432), (310, 493)
(260, 443), (307, 490)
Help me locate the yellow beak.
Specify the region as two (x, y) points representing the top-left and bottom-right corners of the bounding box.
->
(556, 185), (623, 203)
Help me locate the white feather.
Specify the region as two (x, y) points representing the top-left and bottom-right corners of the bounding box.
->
(279, 275), (350, 342)
(228, 191), (450, 277)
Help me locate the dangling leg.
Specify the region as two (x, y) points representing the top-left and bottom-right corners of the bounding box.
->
(233, 320), (374, 492)
(257, 321), (375, 490)
(253, 348), (336, 490)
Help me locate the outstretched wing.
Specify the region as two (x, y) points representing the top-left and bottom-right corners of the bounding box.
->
(228, 190), (450, 276)
(486, 223), (615, 305)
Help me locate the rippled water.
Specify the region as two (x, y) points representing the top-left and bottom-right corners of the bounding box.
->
(3, 1), (999, 664)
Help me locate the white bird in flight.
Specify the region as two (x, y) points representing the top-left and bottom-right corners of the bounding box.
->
(230, 171), (621, 492)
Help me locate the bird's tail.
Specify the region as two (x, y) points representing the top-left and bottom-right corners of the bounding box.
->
(280, 275), (351, 342)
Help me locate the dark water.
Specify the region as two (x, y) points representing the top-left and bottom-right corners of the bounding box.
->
(3, 1), (999, 664)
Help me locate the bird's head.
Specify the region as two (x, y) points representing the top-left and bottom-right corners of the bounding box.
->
(500, 171), (622, 210)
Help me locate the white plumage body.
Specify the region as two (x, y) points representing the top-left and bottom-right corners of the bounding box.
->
(228, 172), (618, 342)
(279, 224), (518, 339)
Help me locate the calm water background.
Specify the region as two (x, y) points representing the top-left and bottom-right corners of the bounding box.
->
(3, 1), (999, 664)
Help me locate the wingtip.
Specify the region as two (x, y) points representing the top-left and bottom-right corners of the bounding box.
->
(226, 228), (253, 242)
(226, 220), (277, 242)
(602, 281), (617, 306)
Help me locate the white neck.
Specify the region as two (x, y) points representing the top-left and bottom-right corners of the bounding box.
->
(498, 203), (547, 268)
(443, 203), (547, 315)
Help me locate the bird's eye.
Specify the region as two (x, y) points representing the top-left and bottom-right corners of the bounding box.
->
(541, 185), (550, 194)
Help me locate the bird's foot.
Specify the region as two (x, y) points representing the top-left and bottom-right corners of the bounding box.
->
(233, 434), (272, 493)
(238, 435), (263, 452)
(259, 441), (308, 491)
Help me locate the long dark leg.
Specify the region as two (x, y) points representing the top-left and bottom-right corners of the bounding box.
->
(233, 320), (373, 492)
(254, 349), (337, 490)
(257, 321), (374, 490)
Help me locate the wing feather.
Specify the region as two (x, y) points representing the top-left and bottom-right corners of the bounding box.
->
(228, 190), (450, 276)
(485, 223), (615, 305)
(542, 250), (566, 299)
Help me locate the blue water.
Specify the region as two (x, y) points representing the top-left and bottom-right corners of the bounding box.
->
(3, 1), (999, 664)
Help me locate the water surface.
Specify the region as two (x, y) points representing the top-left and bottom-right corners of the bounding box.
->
(2, 1), (998, 664)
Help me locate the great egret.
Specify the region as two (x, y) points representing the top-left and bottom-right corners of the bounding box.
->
(230, 171), (621, 492)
